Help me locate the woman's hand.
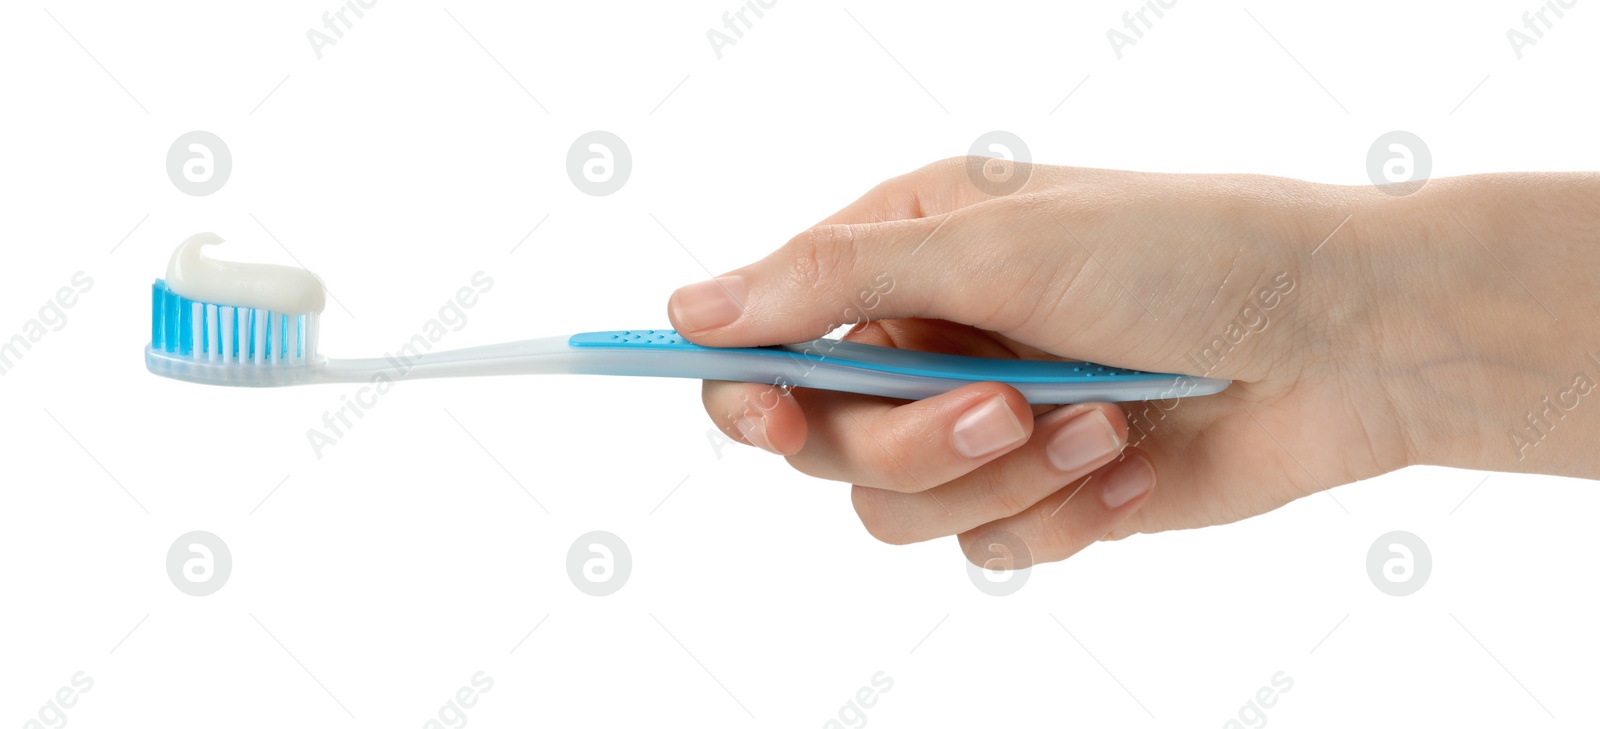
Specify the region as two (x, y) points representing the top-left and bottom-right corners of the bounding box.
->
(666, 159), (1600, 567)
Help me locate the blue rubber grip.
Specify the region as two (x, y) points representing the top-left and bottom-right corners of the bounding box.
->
(568, 330), (1178, 384)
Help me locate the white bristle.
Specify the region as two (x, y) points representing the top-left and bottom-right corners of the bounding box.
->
(268, 313), (279, 364)
(287, 316), (301, 361)
(190, 301), (203, 359)
(219, 305), (234, 362)
(253, 308), (266, 364)
(236, 307), (249, 360)
(205, 304), (219, 360)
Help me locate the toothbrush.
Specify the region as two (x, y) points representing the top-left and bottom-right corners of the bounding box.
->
(146, 233), (1230, 404)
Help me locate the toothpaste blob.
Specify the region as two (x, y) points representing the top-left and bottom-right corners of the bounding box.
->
(164, 232), (326, 315)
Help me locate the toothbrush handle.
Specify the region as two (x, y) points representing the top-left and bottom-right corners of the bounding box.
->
(333, 329), (1228, 405)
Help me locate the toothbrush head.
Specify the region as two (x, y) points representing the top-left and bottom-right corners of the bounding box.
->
(146, 233), (324, 386)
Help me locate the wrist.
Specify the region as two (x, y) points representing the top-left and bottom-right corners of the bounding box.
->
(1353, 173), (1600, 475)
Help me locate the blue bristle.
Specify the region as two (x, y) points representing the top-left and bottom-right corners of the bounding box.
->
(151, 278), (312, 362)
(163, 285), (178, 351)
(150, 283), (164, 348)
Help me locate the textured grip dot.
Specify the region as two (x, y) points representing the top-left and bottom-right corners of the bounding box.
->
(569, 329), (699, 350)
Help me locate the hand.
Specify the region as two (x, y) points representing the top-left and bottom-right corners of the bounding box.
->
(666, 159), (1600, 567)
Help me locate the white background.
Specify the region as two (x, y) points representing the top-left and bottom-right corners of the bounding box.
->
(2, 1), (1597, 727)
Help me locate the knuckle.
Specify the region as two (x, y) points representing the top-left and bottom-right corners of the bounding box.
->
(855, 417), (929, 494)
(783, 224), (859, 292)
(991, 483), (1038, 522)
(851, 487), (917, 545)
(879, 442), (934, 494)
(882, 157), (972, 218)
(877, 459), (926, 494)
(918, 156), (972, 184)
(974, 460), (1037, 518)
(1028, 499), (1081, 557)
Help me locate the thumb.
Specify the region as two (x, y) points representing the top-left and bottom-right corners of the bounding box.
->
(667, 211), (1032, 347)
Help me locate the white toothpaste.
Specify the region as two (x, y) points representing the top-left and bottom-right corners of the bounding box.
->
(165, 232), (326, 315)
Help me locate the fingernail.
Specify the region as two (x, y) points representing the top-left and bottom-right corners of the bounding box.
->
(735, 413), (778, 454)
(671, 276), (745, 332)
(1044, 409), (1122, 473)
(951, 396), (1027, 459)
(1099, 457), (1155, 509)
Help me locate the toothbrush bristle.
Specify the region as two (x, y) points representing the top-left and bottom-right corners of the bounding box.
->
(150, 279), (318, 364)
